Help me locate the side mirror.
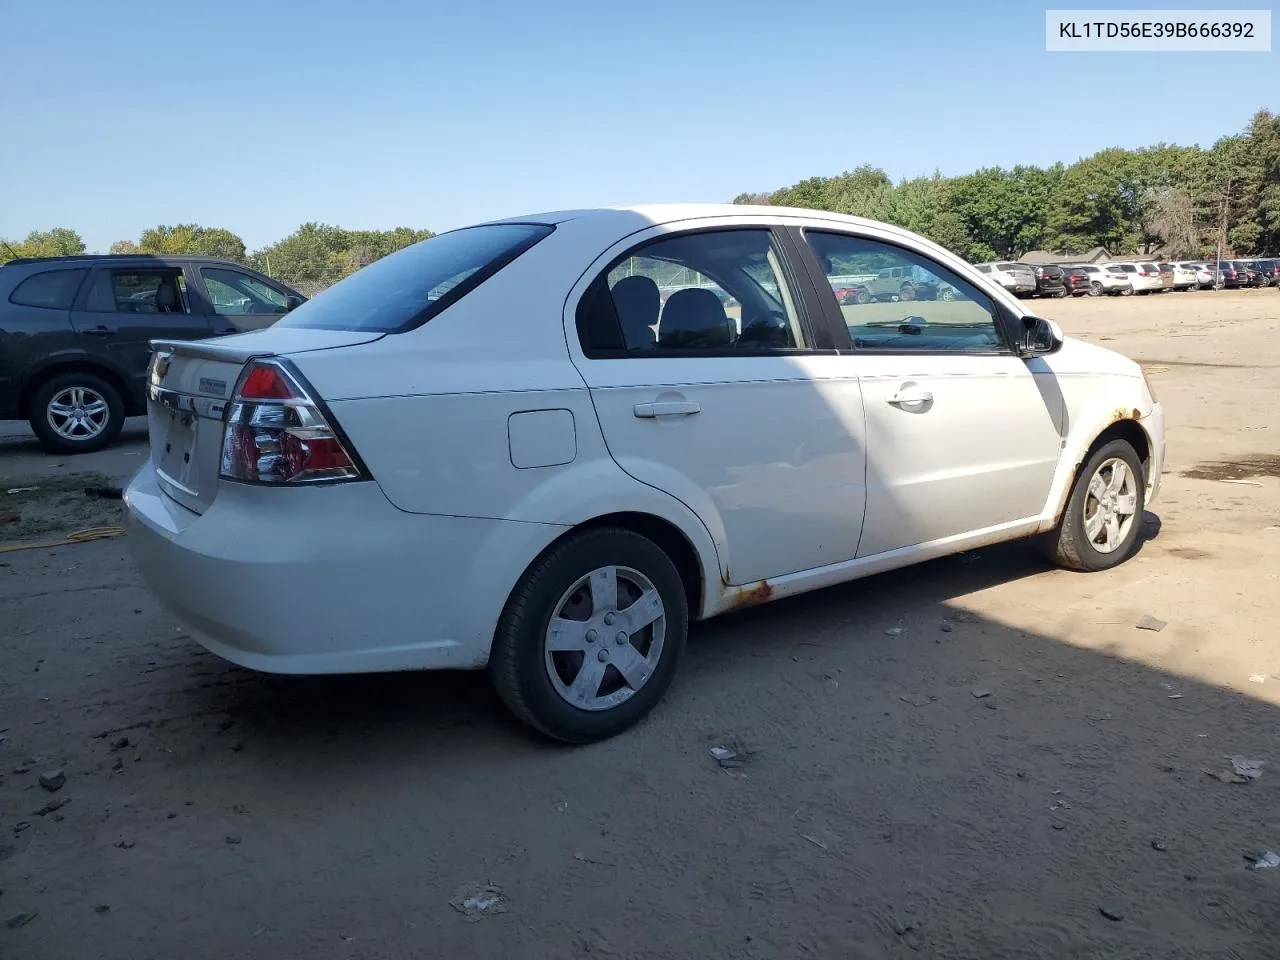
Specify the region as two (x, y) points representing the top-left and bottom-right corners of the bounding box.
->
(1022, 316), (1063, 356)
(284, 294), (304, 312)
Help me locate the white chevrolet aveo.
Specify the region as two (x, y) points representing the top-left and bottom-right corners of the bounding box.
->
(125, 205), (1165, 742)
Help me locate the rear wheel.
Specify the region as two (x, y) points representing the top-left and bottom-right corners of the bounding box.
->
(899, 282), (915, 302)
(489, 528), (689, 743)
(1044, 439), (1145, 572)
(28, 371), (125, 455)
(856, 289), (872, 305)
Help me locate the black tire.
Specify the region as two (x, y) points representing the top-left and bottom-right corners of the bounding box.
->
(855, 289), (872, 305)
(28, 371), (126, 455)
(1089, 281), (1103, 297)
(1044, 438), (1145, 572)
(1119, 284), (1133, 296)
(1056, 287), (1070, 298)
(489, 527), (689, 743)
(899, 282), (914, 302)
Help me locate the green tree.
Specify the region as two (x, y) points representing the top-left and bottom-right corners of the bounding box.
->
(136, 224), (247, 261)
(0, 227), (86, 262)
(948, 166), (1056, 259)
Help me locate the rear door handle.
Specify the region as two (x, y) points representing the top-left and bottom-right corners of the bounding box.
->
(888, 389), (933, 406)
(633, 400), (701, 418)
(83, 325), (115, 337)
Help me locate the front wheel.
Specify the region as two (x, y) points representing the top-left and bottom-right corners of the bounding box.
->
(28, 371), (126, 454)
(899, 283), (914, 302)
(1089, 281), (1103, 297)
(1044, 439), (1145, 572)
(489, 528), (689, 743)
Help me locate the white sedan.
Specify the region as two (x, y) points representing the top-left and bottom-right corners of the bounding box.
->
(125, 204), (1166, 742)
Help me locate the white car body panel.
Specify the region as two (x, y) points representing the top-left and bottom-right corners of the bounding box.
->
(125, 203), (1165, 674)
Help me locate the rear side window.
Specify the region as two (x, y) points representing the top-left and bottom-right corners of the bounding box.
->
(275, 223), (553, 333)
(996, 262), (1020, 271)
(8, 269), (87, 310)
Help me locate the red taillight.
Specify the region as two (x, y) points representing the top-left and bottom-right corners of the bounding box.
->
(220, 359), (363, 485)
(239, 364), (299, 400)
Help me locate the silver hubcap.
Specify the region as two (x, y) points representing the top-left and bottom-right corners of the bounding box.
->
(47, 386), (109, 440)
(1083, 457), (1138, 554)
(544, 565), (666, 711)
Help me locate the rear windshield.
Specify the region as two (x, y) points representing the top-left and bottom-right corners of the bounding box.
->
(274, 223), (553, 333)
(1140, 263), (1158, 271)
(995, 262), (1021, 271)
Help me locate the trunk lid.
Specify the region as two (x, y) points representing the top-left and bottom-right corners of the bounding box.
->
(147, 328), (384, 514)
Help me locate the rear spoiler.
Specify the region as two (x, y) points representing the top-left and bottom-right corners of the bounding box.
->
(149, 338), (276, 364)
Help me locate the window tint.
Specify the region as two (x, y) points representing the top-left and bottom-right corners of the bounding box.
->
(975, 264), (991, 273)
(201, 268), (288, 316)
(805, 232), (1003, 352)
(996, 262), (1021, 271)
(275, 223), (552, 332)
(8, 269), (87, 310)
(578, 229), (808, 355)
(88, 269), (190, 314)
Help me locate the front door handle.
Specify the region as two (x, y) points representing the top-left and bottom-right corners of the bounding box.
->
(633, 400), (701, 418)
(83, 325), (114, 337)
(887, 389), (933, 406)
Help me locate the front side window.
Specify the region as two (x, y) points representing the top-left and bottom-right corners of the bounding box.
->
(9, 269), (87, 310)
(578, 229), (809, 355)
(275, 223), (552, 333)
(201, 268), (288, 316)
(805, 231), (1003, 352)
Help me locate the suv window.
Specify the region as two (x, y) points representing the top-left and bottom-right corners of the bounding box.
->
(804, 232), (1003, 353)
(86, 269), (190, 314)
(577, 229), (808, 355)
(275, 223), (552, 333)
(201, 268), (288, 316)
(9, 269), (88, 310)
(996, 262), (1021, 271)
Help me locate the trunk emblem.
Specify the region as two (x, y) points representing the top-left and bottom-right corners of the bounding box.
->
(199, 378), (228, 396)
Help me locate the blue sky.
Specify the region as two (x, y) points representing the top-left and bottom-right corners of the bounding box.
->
(1, 0), (1273, 252)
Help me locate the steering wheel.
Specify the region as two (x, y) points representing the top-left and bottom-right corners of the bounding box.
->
(742, 309), (787, 329)
(738, 310), (791, 347)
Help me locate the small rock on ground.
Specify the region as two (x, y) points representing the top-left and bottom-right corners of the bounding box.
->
(1099, 903), (1125, 922)
(38, 770), (65, 792)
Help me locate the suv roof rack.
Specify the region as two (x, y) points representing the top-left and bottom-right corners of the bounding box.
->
(3, 254), (243, 266)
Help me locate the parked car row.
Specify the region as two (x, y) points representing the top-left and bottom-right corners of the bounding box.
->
(974, 257), (1278, 297)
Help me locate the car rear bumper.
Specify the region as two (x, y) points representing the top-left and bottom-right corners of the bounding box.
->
(124, 461), (567, 674)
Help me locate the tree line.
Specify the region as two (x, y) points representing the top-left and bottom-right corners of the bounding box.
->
(735, 108), (1280, 262)
(6, 109), (1277, 274)
(0, 223), (434, 288)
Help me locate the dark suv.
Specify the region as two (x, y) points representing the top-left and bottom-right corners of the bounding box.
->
(0, 255), (305, 453)
(1031, 264), (1068, 298)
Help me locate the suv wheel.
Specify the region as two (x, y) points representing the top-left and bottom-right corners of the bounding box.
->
(489, 527), (689, 743)
(1089, 281), (1103, 297)
(899, 282), (915, 302)
(29, 372), (125, 455)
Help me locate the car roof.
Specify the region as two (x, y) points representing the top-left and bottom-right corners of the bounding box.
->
(475, 202), (897, 233)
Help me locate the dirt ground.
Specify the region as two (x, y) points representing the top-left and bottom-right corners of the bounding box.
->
(2, 290), (1278, 959)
